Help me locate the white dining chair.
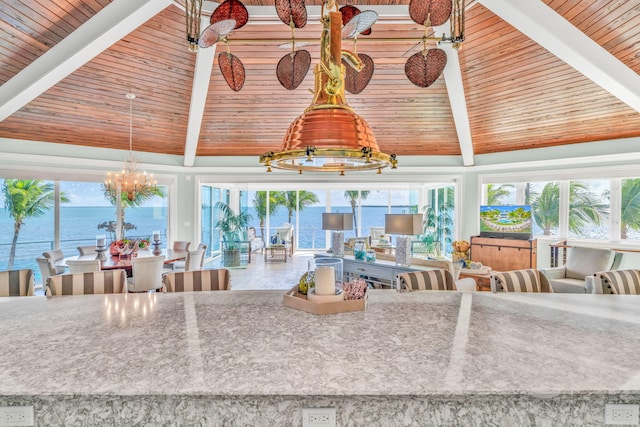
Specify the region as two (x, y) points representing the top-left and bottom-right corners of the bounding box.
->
(77, 246), (97, 256)
(172, 241), (191, 251)
(172, 244), (207, 271)
(186, 249), (204, 271)
(127, 255), (165, 292)
(36, 257), (59, 291)
(66, 259), (101, 273)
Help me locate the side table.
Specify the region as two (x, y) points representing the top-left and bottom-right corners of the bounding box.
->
(264, 245), (287, 263)
(458, 267), (493, 291)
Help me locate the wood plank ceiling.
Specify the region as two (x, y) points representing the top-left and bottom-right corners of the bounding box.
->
(0, 0), (638, 166)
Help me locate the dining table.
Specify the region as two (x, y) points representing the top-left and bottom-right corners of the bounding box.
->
(60, 249), (187, 271)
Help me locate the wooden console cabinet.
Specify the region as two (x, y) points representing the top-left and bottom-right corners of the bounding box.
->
(469, 236), (537, 272)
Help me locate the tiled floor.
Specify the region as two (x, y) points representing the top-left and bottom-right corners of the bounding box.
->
(205, 250), (317, 290)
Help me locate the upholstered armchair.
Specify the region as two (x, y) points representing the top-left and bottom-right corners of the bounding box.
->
(540, 246), (614, 293)
(272, 223), (294, 255)
(588, 251), (640, 293)
(593, 269), (640, 295)
(46, 270), (127, 296)
(490, 269), (553, 293)
(0, 269), (35, 297)
(397, 269), (455, 291)
(247, 227), (265, 255)
(162, 269), (230, 292)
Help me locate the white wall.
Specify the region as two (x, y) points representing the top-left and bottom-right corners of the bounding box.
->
(2, 136), (640, 252)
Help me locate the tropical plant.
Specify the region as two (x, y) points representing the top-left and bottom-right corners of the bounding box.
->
(2, 179), (69, 270)
(274, 191), (319, 224)
(620, 178), (640, 239)
(486, 184), (515, 205)
(529, 182), (607, 235)
(214, 201), (253, 249)
(344, 190), (370, 237)
(419, 203), (453, 257)
(252, 191), (281, 239)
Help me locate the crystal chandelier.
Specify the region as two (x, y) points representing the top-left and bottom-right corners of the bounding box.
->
(104, 94), (156, 201)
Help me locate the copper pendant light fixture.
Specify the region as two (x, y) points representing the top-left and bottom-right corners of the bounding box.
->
(260, 0), (397, 175)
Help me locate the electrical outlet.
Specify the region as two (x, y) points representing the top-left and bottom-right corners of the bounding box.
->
(605, 403), (639, 425)
(0, 406), (34, 427)
(302, 408), (336, 427)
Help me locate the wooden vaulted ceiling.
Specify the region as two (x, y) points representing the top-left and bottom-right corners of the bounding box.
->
(0, 0), (638, 167)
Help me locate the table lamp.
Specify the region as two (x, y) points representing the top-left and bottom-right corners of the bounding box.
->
(385, 213), (423, 266)
(322, 213), (354, 257)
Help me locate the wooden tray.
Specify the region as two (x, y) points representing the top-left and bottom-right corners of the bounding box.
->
(283, 286), (367, 315)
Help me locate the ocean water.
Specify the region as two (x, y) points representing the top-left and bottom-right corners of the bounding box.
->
(1, 204), (407, 282)
(243, 205), (412, 248)
(0, 206), (167, 277)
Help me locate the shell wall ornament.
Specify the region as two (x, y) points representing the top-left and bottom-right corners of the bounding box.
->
(277, 50), (312, 90)
(405, 48), (447, 88)
(211, 0), (249, 30)
(409, 0), (453, 27)
(343, 53), (374, 94)
(219, 52), (246, 91)
(275, 0), (308, 28)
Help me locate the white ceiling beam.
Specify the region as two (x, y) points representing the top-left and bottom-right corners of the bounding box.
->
(435, 22), (474, 166)
(184, 16), (217, 167)
(478, 0), (640, 113)
(0, 0), (172, 122)
(441, 44), (475, 166)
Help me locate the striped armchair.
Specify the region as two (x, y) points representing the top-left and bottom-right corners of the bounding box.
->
(595, 269), (640, 295)
(397, 269), (455, 291)
(0, 269), (35, 297)
(46, 270), (127, 296)
(162, 269), (230, 292)
(490, 269), (553, 293)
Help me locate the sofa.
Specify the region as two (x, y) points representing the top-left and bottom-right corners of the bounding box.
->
(540, 246), (614, 293)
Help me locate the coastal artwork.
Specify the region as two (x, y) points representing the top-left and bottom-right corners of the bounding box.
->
(480, 205), (532, 234)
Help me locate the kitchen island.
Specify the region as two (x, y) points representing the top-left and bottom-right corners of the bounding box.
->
(1, 290), (639, 426)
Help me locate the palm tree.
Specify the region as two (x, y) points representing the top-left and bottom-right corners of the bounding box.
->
(530, 182), (607, 235)
(419, 187), (454, 257)
(621, 178), (640, 239)
(276, 191), (319, 224)
(103, 185), (165, 239)
(344, 190), (370, 237)
(252, 191), (281, 239)
(568, 182), (608, 234)
(486, 184), (514, 205)
(2, 179), (69, 270)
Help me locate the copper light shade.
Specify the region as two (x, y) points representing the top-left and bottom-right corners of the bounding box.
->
(260, 4), (396, 175)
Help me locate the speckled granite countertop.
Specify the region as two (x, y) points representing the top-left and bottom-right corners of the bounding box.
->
(2, 290), (639, 398)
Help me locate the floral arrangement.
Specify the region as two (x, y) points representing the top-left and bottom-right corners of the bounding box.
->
(342, 278), (368, 300)
(109, 238), (151, 255)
